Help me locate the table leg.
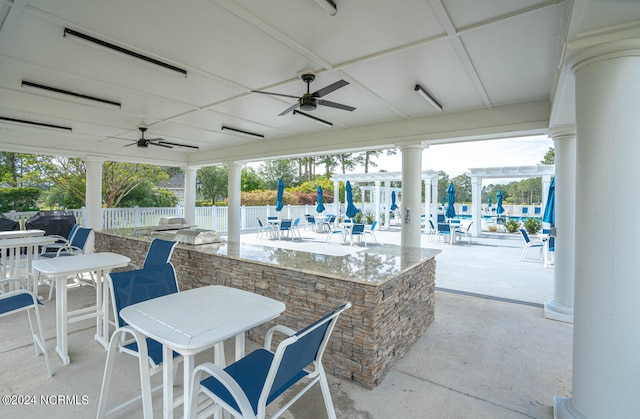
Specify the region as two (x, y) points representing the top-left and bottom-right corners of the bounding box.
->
(55, 275), (70, 365)
(183, 354), (195, 419)
(163, 345), (174, 419)
(94, 268), (111, 349)
(235, 332), (245, 360)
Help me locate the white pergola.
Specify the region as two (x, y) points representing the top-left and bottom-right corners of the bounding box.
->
(467, 165), (555, 237)
(332, 170), (440, 231)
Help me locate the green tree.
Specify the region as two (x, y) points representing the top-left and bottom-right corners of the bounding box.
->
(102, 162), (169, 208)
(241, 166), (264, 192)
(451, 174), (471, 203)
(0, 152), (44, 187)
(542, 147), (555, 164)
(198, 166), (228, 203)
(437, 171), (450, 204)
(258, 159), (298, 189)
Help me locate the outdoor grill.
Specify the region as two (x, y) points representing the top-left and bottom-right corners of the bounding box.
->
(174, 229), (221, 245)
(25, 211), (76, 236)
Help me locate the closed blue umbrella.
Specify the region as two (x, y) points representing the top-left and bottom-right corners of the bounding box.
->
(496, 189), (505, 215)
(488, 195), (492, 208)
(441, 195), (445, 208)
(543, 177), (555, 227)
(316, 186), (326, 213)
(390, 191), (398, 211)
(345, 181), (358, 219)
(446, 182), (456, 218)
(275, 178), (284, 212)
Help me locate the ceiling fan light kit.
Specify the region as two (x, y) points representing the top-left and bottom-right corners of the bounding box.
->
(221, 126), (264, 139)
(314, 0), (337, 16)
(21, 80), (121, 108)
(63, 28), (188, 78)
(414, 84), (443, 111)
(293, 110), (333, 128)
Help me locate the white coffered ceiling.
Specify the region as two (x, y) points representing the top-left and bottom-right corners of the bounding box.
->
(0, 0), (638, 168)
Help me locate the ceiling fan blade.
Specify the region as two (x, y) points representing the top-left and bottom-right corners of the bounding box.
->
(317, 99), (356, 112)
(311, 80), (349, 98)
(158, 141), (199, 150)
(149, 142), (172, 149)
(146, 137), (165, 142)
(278, 102), (300, 116)
(251, 90), (300, 99)
(123, 142), (136, 147)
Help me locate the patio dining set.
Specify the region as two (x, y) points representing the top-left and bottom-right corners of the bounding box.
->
(1, 223), (351, 418)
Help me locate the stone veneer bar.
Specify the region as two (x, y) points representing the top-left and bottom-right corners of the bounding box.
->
(95, 229), (439, 388)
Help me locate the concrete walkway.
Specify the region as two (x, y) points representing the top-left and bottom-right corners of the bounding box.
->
(0, 229), (571, 418)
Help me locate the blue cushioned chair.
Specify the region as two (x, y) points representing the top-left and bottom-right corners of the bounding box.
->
(188, 303), (351, 419)
(346, 223), (366, 246)
(97, 263), (186, 418)
(40, 223), (79, 254)
(130, 238), (177, 270)
(519, 228), (544, 261)
(0, 278), (51, 377)
(278, 219), (292, 240)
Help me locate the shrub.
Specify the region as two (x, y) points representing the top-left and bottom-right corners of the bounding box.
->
(504, 218), (521, 233)
(523, 217), (543, 235)
(0, 187), (40, 212)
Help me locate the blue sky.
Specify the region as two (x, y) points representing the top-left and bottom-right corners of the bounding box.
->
(370, 135), (553, 178)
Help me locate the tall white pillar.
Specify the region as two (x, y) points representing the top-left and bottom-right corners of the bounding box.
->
(545, 127), (576, 323)
(470, 175), (482, 237)
(227, 163), (242, 244)
(556, 40), (640, 418)
(374, 180), (381, 224)
(383, 182), (391, 230)
(400, 144), (424, 248)
(84, 157), (103, 231)
(333, 180), (340, 217)
(183, 167), (197, 226)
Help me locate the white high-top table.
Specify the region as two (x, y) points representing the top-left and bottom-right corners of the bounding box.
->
(0, 229), (45, 239)
(120, 285), (286, 419)
(0, 235), (56, 293)
(32, 252), (130, 365)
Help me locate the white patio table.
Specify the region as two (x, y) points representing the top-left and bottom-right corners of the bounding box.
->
(0, 235), (56, 293)
(120, 285), (286, 419)
(0, 229), (45, 239)
(32, 252), (130, 364)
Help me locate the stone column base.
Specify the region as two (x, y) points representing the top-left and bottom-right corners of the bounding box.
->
(554, 396), (585, 419)
(545, 300), (574, 323)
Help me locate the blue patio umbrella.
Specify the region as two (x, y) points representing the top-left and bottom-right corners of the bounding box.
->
(496, 189), (505, 215)
(275, 178), (284, 212)
(390, 191), (398, 211)
(345, 181), (358, 219)
(316, 186), (326, 213)
(446, 182), (456, 218)
(487, 195), (492, 208)
(543, 177), (556, 227)
(441, 195), (445, 207)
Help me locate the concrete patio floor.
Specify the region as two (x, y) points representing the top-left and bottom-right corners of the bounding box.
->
(0, 228), (571, 418)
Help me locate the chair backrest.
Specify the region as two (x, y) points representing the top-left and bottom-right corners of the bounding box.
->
(534, 207), (541, 215)
(69, 227), (92, 250)
(279, 219), (292, 230)
(519, 229), (531, 243)
(522, 207), (529, 215)
(351, 223), (365, 234)
(438, 223), (450, 233)
(142, 239), (177, 269)
(306, 215), (315, 223)
(257, 218), (264, 228)
(293, 217), (300, 227)
(437, 214), (445, 223)
(429, 220), (435, 230)
(370, 220), (377, 231)
(261, 303), (351, 413)
(108, 263), (178, 328)
(328, 215), (336, 223)
(267, 216), (278, 221)
(66, 223), (80, 241)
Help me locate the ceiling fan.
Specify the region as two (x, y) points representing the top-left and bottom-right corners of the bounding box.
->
(122, 127), (199, 149)
(251, 73), (356, 123)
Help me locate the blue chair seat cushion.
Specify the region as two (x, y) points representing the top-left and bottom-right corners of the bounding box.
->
(201, 348), (309, 415)
(0, 293), (40, 316)
(123, 337), (180, 366)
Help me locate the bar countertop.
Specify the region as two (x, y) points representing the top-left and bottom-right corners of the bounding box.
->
(97, 228), (440, 284)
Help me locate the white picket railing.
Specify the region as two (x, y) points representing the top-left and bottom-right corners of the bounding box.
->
(3, 203), (543, 232)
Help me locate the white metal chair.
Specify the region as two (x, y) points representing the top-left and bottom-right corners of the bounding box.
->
(256, 219), (273, 239)
(519, 228), (544, 261)
(277, 219), (293, 240)
(364, 220), (378, 243)
(39, 223), (79, 254)
(454, 221), (473, 244)
(97, 263), (190, 418)
(188, 303), (351, 419)
(0, 278), (52, 377)
(291, 217), (302, 239)
(39, 227), (94, 300)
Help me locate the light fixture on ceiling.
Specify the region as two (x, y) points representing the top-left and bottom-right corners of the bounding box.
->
(314, 0), (337, 16)
(221, 126), (265, 139)
(63, 27), (188, 77)
(414, 84), (443, 111)
(0, 116), (72, 131)
(22, 80), (121, 108)
(293, 110), (333, 128)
